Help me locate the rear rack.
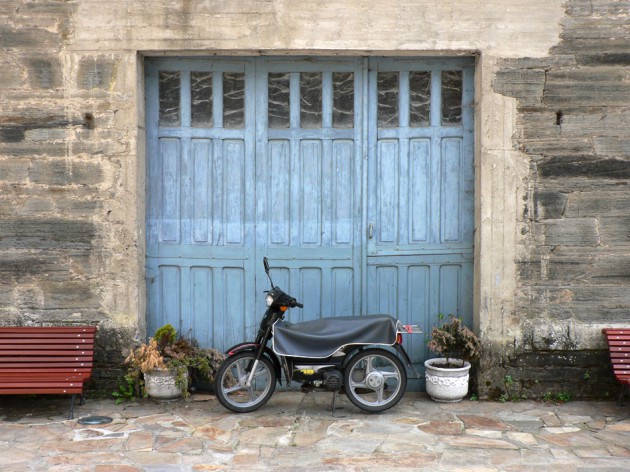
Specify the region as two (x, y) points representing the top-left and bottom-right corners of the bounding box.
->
(397, 321), (423, 334)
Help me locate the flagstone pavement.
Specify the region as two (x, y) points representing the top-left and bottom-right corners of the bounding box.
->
(1, 391), (629, 471)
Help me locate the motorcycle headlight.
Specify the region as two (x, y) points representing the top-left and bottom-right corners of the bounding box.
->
(265, 294), (274, 307)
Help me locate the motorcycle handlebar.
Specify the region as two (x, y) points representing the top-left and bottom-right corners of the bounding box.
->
(290, 299), (304, 309)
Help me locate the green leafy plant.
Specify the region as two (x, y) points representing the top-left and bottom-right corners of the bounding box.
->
(114, 324), (226, 401)
(427, 314), (481, 368)
(112, 373), (137, 404)
(555, 392), (572, 403)
(542, 391), (572, 403)
(154, 323), (177, 350)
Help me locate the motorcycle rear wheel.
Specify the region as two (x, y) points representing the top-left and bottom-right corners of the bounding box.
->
(215, 352), (276, 413)
(344, 348), (407, 412)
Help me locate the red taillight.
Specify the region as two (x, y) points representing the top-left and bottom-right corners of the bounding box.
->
(396, 333), (403, 344)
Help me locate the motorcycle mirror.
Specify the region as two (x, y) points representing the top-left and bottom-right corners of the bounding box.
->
(263, 257), (274, 287)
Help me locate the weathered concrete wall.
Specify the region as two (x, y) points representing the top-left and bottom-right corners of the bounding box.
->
(0, 1), (142, 387)
(2, 0), (627, 397)
(489, 0), (630, 399)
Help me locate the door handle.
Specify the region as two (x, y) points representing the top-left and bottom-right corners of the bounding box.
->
(368, 222), (374, 240)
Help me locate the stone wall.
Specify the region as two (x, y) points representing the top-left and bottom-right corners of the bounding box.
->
(0, 1), (141, 388)
(489, 0), (630, 399)
(1, 0), (628, 397)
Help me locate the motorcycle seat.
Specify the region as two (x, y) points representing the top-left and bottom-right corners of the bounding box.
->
(272, 314), (398, 358)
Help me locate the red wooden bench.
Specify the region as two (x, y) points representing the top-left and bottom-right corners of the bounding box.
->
(0, 326), (97, 419)
(602, 328), (630, 405)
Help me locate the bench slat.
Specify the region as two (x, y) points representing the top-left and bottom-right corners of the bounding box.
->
(0, 331), (95, 336)
(0, 362), (92, 367)
(0, 356), (94, 363)
(0, 387), (84, 394)
(0, 349), (94, 356)
(0, 327), (96, 333)
(0, 374), (92, 380)
(0, 336), (94, 342)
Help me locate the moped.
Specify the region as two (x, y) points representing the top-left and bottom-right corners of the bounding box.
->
(214, 257), (421, 413)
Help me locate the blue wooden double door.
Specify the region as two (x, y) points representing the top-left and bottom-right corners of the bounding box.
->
(146, 57), (474, 383)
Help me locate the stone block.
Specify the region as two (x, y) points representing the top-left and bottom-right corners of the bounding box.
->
(0, 217), (95, 249)
(598, 217), (630, 246)
(0, 26), (59, 48)
(535, 218), (600, 247)
(594, 137), (630, 158)
(517, 255), (594, 284)
(22, 1), (77, 15)
(77, 56), (118, 90)
(29, 159), (104, 186)
(565, 191), (630, 217)
(493, 68), (545, 106)
(538, 155), (630, 179)
(0, 159), (29, 182)
(591, 255), (630, 283)
(24, 128), (68, 142)
(0, 127), (26, 143)
(522, 139), (593, 157)
(55, 199), (102, 217)
(0, 112), (73, 144)
(534, 190), (568, 220)
(0, 61), (24, 89)
(577, 53), (630, 66)
(544, 68), (630, 107)
(0, 142), (69, 158)
(0, 250), (69, 282)
(40, 280), (99, 310)
(19, 197), (55, 214)
(25, 57), (62, 89)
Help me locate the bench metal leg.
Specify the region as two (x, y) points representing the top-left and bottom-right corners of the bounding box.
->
(68, 394), (76, 420)
(79, 393), (86, 406)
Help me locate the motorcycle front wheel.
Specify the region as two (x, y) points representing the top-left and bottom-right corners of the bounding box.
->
(344, 348), (407, 412)
(215, 352), (276, 413)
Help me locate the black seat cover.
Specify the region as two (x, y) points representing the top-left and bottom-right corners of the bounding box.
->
(272, 314), (398, 358)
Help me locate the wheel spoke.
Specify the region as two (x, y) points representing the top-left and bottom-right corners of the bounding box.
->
(349, 379), (369, 390)
(375, 385), (384, 403)
(251, 368), (267, 380)
(247, 383), (257, 401)
(223, 384), (243, 395)
(381, 370), (400, 381)
(235, 361), (245, 381)
(364, 356), (374, 374)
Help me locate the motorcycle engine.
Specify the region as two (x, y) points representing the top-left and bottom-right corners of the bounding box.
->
(322, 369), (343, 391)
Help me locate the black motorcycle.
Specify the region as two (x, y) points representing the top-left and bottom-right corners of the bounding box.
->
(214, 257), (421, 413)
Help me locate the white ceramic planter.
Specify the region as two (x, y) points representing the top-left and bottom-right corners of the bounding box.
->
(424, 358), (471, 403)
(144, 369), (187, 399)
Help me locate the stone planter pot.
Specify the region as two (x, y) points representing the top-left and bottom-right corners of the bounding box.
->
(424, 358), (471, 403)
(144, 368), (187, 400)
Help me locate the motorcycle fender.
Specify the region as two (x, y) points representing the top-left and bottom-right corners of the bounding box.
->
(224, 343), (282, 384)
(225, 342), (259, 356)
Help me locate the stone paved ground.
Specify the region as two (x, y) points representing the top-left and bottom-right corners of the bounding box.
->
(0, 392), (629, 471)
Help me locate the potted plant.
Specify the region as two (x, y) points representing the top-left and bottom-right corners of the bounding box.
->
(116, 324), (225, 401)
(424, 314), (481, 402)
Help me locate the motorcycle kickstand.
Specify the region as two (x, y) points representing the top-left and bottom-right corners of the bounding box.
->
(330, 390), (345, 417)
